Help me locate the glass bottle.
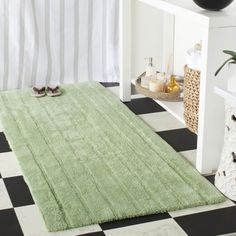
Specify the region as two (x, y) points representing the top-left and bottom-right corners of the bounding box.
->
(166, 75), (180, 93)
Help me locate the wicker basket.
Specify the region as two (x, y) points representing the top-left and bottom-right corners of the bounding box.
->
(135, 73), (183, 102)
(183, 65), (201, 134)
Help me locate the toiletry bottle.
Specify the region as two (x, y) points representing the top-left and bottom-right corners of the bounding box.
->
(141, 57), (156, 89)
(145, 57), (156, 77)
(155, 72), (166, 92)
(186, 42), (202, 71)
(149, 78), (158, 92)
(166, 75), (180, 93)
(149, 72), (166, 93)
(141, 75), (150, 89)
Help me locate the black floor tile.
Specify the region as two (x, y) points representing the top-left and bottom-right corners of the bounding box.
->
(205, 175), (215, 185)
(100, 82), (119, 88)
(0, 209), (23, 236)
(79, 232), (105, 236)
(0, 132), (11, 153)
(4, 176), (34, 207)
(124, 98), (166, 115)
(157, 128), (197, 152)
(174, 206), (236, 236)
(100, 213), (171, 230)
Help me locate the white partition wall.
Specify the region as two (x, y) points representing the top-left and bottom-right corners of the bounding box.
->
(173, 15), (207, 76)
(131, 1), (164, 77)
(119, 0), (164, 101)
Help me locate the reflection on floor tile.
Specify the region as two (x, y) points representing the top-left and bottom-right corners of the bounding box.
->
(139, 112), (185, 132)
(104, 219), (187, 236)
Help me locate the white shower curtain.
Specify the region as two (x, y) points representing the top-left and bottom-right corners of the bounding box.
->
(0, 0), (119, 90)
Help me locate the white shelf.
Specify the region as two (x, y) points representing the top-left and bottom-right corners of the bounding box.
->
(132, 79), (185, 124)
(139, 0), (236, 28)
(215, 86), (236, 106)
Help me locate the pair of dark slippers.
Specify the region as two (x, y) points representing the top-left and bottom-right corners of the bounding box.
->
(32, 86), (62, 97)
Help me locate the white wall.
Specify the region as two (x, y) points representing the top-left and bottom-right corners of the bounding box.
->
(174, 15), (206, 76)
(131, 1), (164, 78)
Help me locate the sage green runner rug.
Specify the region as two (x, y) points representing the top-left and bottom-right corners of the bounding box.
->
(0, 82), (224, 232)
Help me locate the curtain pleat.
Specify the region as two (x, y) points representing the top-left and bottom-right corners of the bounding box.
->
(102, 0), (108, 83)
(45, 0), (52, 86)
(59, 0), (65, 85)
(87, 0), (93, 81)
(17, 0), (25, 88)
(74, 0), (79, 83)
(2, 1), (9, 90)
(31, 0), (39, 87)
(0, 0), (119, 91)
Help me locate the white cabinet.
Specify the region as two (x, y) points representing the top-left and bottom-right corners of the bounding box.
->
(215, 87), (236, 200)
(120, 0), (236, 174)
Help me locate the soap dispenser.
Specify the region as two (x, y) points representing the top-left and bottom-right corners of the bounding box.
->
(145, 57), (156, 77)
(186, 42), (202, 71)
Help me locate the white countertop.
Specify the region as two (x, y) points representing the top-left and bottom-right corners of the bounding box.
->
(215, 86), (236, 106)
(139, 0), (236, 28)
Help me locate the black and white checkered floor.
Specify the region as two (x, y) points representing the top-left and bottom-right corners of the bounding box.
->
(0, 83), (236, 236)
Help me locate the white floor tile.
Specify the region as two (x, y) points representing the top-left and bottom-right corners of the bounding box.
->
(180, 150), (197, 167)
(0, 152), (22, 178)
(104, 219), (187, 236)
(139, 112), (186, 132)
(0, 179), (13, 210)
(107, 86), (145, 100)
(131, 94), (146, 99)
(15, 205), (102, 236)
(108, 87), (120, 98)
(169, 199), (235, 218)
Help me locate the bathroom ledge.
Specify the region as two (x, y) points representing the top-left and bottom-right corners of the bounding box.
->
(215, 86), (236, 106)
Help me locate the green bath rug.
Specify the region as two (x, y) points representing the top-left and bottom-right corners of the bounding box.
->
(0, 82), (225, 232)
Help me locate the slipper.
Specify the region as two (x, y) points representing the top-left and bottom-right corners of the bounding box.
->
(31, 87), (46, 97)
(46, 86), (62, 97)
